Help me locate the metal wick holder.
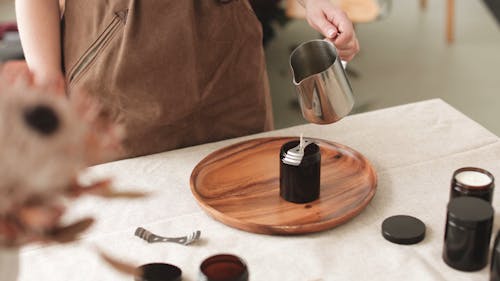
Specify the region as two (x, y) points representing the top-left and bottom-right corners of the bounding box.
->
(282, 139), (313, 166)
(280, 138), (321, 204)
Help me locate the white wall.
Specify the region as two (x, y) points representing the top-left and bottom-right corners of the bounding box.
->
(0, 1), (16, 22)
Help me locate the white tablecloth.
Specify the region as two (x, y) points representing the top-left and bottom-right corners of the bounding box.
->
(18, 99), (500, 280)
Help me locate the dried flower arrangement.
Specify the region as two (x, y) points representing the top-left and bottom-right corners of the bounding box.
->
(0, 62), (142, 277)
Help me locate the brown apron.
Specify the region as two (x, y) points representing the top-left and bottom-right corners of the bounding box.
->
(62, 0), (274, 160)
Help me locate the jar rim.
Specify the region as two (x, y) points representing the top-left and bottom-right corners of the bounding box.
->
(280, 140), (320, 166)
(452, 167), (494, 190)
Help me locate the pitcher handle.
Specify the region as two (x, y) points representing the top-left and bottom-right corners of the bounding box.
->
(322, 38), (347, 69)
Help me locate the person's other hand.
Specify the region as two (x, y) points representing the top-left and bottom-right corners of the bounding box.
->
(303, 0), (359, 61)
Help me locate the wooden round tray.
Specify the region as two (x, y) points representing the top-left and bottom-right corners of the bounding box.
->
(190, 137), (377, 235)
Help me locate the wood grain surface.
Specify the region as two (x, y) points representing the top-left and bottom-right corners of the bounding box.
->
(190, 137), (377, 235)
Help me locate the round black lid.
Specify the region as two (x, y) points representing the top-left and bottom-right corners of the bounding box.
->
(135, 263), (182, 281)
(382, 215), (426, 245)
(447, 197), (494, 227)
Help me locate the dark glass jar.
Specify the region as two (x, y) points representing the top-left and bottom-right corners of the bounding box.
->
(199, 254), (248, 281)
(491, 230), (500, 281)
(135, 263), (182, 281)
(443, 197), (494, 271)
(279, 140), (321, 204)
(450, 167), (495, 203)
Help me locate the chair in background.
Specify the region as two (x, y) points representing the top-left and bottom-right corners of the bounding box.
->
(445, 0), (455, 43)
(376, 0), (392, 20)
(420, 0), (455, 44)
(285, 0), (383, 24)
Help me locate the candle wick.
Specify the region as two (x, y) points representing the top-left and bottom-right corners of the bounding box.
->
(299, 134), (304, 153)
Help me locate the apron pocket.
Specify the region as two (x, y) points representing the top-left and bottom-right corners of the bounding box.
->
(67, 9), (128, 86)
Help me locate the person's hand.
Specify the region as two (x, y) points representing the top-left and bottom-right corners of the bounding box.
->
(0, 60), (65, 95)
(302, 0), (359, 61)
(0, 60), (33, 85)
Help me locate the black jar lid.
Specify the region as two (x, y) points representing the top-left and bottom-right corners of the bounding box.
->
(447, 197), (494, 228)
(135, 263), (182, 281)
(381, 215), (426, 245)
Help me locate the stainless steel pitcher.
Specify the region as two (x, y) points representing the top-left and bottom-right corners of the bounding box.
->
(290, 39), (354, 124)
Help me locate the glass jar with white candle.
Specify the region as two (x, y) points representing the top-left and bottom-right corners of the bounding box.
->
(450, 167), (495, 203)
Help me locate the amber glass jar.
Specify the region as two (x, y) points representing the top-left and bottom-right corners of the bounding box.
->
(450, 167), (495, 203)
(198, 254), (248, 281)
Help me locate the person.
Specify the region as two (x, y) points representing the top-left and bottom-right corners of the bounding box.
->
(14, 0), (359, 161)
